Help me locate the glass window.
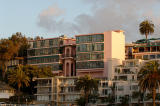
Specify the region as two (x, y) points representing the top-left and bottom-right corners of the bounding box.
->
(118, 86), (124, 91)
(76, 61), (104, 69)
(33, 42), (37, 48)
(136, 56), (142, 59)
(40, 40), (45, 47)
(102, 89), (108, 95)
(90, 52), (104, 60)
(95, 43), (104, 51)
(76, 53), (90, 61)
(143, 55), (148, 60)
(49, 39), (53, 46)
(157, 42), (160, 45)
(92, 34), (104, 42)
(157, 54), (160, 58)
(150, 55), (155, 59)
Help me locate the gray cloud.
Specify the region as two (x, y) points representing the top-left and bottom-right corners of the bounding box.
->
(37, 0), (160, 42)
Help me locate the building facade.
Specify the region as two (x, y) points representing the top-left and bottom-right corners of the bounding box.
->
(125, 38), (160, 60)
(76, 30), (125, 78)
(35, 76), (81, 106)
(0, 81), (15, 99)
(27, 36), (76, 76)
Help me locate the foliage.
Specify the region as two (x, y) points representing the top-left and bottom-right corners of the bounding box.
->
(0, 39), (17, 78)
(139, 20), (154, 40)
(7, 65), (53, 94)
(8, 65), (30, 92)
(88, 93), (99, 103)
(9, 95), (36, 104)
(76, 96), (86, 106)
(75, 75), (99, 105)
(0, 32), (30, 79)
(119, 95), (129, 106)
(132, 91), (141, 99)
(9, 32), (30, 57)
(138, 60), (160, 106)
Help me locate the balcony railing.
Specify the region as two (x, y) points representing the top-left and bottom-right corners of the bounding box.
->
(62, 54), (76, 58)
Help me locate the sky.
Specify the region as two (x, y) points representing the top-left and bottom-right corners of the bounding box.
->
(1, 0), (160, 42)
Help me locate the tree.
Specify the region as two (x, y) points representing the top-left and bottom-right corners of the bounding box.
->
(20, 65), (54, 94)
(119, 95), (129, 106)
(139, 20), (154, 40)
(0, 39), (17, 79)
(8, 64), (30, 103)
(8, 65), (30, 92)
(75, 75), (99, 106)
(76, 97), (86, 106)
(9, 32), (30, 58)
(138, 61), (160, 106)
(0, 32), (30, 79)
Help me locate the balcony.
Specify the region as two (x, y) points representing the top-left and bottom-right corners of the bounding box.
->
(61, 54), (76, 59)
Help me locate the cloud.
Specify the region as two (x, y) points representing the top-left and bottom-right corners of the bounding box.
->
(37, 4), (76, 34)
(37, 0), (160, 42)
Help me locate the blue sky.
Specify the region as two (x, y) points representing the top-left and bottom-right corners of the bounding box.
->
(0, 0), (91, 38)
(1, 0), (160, 42)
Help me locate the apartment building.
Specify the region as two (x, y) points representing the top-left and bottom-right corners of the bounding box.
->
(76, 30), (125, 78)
(53, 76), (80, 106)
(27, 35), (76, 76)
(35, 76), (81, 106)
(125, 38), (160, 60)
(0, 81), (15, 99)
(35, 77), (54, 104)
(113, 59), (142, 103)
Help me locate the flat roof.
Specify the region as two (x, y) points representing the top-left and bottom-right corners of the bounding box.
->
(75, 30), (124, 37)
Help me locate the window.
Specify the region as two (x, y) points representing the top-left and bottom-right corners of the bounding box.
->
(76, 34), (104, 44)
(102, 89), (108, 95)
(76, 53), (90, 61)
(92, 34), (104, 42)
(119, 76), (127, 81)
(94, 43), (104, 51)
(157, 54), (160, 58)
(40, 40), (45, 47)
(49, 39), (53, 46)
(118, 86), (124, 91)
(102, 82), (108, 87)
(33, 42), (37, 48)
(143, 55), (148, 60)
(76, 61), (104, 69)
(132, 85), (138, 90)
(136, 56), (142, 59)
(150, 55), (155, 59)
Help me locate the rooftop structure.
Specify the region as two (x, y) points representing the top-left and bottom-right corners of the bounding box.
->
(125, 38), (160, 60)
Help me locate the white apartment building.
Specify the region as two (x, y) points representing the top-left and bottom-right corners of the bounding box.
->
(0, 81), (15, 99)
(35, 76), (81, 106)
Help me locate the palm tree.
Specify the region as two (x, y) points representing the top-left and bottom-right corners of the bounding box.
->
(138, 61), (160, 106)
(139, 20), (154, 40)
(75, 75), (99, 106)
(8, 64), (30, 103)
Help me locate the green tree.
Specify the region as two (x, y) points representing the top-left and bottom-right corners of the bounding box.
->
(138, 61), (160, 106)
(75, 75), (99, 106)
(0, 39), (17, 79)
(21, 65), (54, 94)
(139, 20), (154, 40)
(9, 32), (30, 58)
(8, 64), (30, 103)
(76, 97), (86, 106)
(0, 32), (29, 79)
(119, 95), (129, 106)
(8, 65), (30, 93)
